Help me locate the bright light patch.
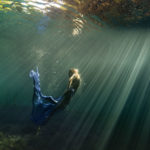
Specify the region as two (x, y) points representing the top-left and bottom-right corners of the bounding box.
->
(72, 17), (85, 36)
(23, 0), (65, 13)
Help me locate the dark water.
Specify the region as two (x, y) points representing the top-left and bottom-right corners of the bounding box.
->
(1, 0), (150, 150)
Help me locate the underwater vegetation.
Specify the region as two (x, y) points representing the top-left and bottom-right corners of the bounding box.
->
(0, 132), (26, 150)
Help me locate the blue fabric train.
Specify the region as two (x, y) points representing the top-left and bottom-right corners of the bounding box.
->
(29, 67), (80, 125)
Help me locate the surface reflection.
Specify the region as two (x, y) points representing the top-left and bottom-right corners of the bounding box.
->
(72, 16), (85, 36)
(0, 0), (89, 36)
(23, 0), (65, 13)
(0, 0), (70, 13)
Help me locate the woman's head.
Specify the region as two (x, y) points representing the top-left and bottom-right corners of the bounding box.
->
(68, 68), (79, 77)
(68, 68), (81, 90)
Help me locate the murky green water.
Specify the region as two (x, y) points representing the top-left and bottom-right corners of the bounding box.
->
(1, 0), (150, 150)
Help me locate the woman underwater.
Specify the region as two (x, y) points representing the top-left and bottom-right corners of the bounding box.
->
(29, 68), (80, 125)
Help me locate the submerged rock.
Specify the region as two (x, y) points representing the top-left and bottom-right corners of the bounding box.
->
(63, 0), (150, 26)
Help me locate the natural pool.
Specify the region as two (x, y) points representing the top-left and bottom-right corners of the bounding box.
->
(1, 0), (150, 150)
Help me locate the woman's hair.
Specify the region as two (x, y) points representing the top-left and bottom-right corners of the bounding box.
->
(68, 68), (80, 90)
(60, 68), (81, 108)
(69, 68), (79, 77)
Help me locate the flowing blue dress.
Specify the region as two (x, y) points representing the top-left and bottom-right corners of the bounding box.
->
(29, 68), (75, 125)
